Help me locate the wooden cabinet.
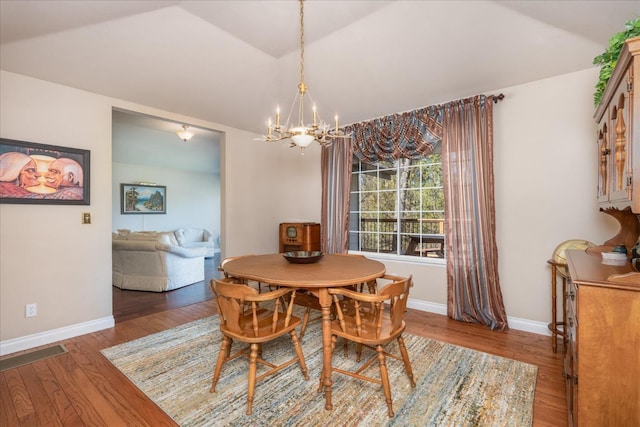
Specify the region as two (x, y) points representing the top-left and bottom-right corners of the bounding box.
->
(564, 250), (640, 427)
(279, 222), (321, 253)
(595, 36), (640, 212)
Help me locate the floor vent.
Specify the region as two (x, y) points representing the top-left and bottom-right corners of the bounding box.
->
(0, 344), (67, 372)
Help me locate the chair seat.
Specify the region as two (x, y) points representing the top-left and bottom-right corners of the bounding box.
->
(330, 315), (405, 346)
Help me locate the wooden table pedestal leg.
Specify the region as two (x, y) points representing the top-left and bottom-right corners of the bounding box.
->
(319, 289), (333, 410)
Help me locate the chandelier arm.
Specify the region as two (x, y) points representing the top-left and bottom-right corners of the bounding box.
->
(282, 90), (299, 131)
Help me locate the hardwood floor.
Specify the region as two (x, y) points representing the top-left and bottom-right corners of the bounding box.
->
(2, 264), (568, 426)
(112, 256), (221, 323)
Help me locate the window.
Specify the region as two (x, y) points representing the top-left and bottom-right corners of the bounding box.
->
(349, 149), (445, 259)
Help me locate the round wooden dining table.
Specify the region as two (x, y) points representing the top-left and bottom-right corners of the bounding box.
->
(222, 253), (386, 410)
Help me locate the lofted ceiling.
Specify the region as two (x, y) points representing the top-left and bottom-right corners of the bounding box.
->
(1, 1), (639, 136)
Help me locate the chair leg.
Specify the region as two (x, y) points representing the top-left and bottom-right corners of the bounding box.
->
(225, 338), (233, 359)
(211, 335), (231, 393)
(290, 330), (309, 380)
(342, 340), (363, 361)
(246, 343), (259, 415)
(397, 335), (416, 387)
(376, 345), (394, 418)
(300, 307), (311, 340)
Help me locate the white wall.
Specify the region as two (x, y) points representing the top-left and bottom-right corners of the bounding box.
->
(382, 68), (618, 332)
(0, 71), (114, 347)
(0, 71), (284, 353)
(111, 111), (222, 236)
(112, 163), (220, 236)
(270, 67), (617, 334)
(493, 68), (616, 324)
(0, 65), (620, 354)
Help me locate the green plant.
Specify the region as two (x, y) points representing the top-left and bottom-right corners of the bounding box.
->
(593, 18), (640, 107)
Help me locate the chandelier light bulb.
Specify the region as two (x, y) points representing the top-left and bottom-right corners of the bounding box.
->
(177, 125), (194, 142)
(291, 133), (314, 147)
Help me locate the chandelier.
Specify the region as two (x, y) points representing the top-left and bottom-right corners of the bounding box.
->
(262, 0), (349, 153)
(177, 125), (194, 142)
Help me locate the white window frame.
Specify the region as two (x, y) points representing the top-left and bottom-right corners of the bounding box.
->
(349, 154), (445, 265)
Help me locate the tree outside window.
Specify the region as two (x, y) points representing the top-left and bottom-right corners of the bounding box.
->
(349, 150), (445, 259)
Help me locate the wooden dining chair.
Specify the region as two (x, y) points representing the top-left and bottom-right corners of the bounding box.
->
(321, 274), (416, 418)
(334, 255), (379, 296)
(218, 254), (267, 292)
(210, 277), (309, 415)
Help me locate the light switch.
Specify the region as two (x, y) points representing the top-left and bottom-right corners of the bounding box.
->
(82, 212), (91, 224)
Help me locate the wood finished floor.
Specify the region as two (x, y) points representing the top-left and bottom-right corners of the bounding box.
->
(1, 259), (567, 426)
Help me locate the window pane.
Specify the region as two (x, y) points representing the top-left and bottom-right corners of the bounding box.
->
(350, 153), (445, 259)
(400, 189), (420, 211)
(379, 190), (397, 207)
(360, 192), (378, 211)
(378, 169), (397, 190)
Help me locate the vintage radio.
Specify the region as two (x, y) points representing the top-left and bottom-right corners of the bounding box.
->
(279, 222), (321, 253)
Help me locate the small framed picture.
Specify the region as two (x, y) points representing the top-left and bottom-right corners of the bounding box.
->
(120, 183), (166, 214)
(0, 138), (90, 205)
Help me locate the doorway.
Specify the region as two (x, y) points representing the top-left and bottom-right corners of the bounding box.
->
(111, 109), (222, 322)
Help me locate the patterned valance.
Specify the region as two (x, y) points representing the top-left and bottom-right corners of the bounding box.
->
(345, 105), (443, 163)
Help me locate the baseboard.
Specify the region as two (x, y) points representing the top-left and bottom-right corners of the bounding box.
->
(407, 298), (550, 336)
(407, 298), (448, 315)
(0, 316), (115, 356)
(0, 300), (550, 356)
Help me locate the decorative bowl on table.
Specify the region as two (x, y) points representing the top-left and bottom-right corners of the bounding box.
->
(283, 251), (324, 264)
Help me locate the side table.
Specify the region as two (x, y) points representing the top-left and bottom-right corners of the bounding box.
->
(546, 259), (568, 353)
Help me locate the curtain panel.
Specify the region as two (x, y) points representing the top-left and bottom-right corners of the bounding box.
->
(442, 95), (508, 331)
(321, 139), (352, 254)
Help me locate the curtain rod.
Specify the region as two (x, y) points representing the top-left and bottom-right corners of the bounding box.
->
(343, 93), (505, 128)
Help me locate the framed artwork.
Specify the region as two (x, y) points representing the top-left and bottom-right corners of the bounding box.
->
(0, 138), (90, 205)
(120, 183), (166, 214)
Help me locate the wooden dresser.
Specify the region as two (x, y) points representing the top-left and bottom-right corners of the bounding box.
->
(564, 249), (639, 427)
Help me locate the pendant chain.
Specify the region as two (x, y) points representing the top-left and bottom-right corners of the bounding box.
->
(299, 0), (305, 89)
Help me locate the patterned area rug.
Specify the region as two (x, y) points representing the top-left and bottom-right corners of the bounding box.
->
(102, 315), (537, 427)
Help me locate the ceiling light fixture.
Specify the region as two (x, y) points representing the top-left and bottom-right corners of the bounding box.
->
(262, 0), (349, 154)
(177, 125), (194, 142)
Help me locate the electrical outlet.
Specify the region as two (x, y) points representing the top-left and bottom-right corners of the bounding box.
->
(25, 303), (37, 318)
(82, 212), (91, 224)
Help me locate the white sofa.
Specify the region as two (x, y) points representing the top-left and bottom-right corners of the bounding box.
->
(175, 228), (217, 258)
(112, 230), (207, 292)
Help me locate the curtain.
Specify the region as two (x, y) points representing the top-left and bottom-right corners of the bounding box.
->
(442, 95), (508, 330)
(322, 94), (507, 330)
(320, 138), (352, 254)
(347, 107), (442, 162)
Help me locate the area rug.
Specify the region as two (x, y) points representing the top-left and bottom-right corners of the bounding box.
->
(101, 315), (537, 427)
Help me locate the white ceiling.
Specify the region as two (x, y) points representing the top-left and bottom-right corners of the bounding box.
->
(112, 109), (221, 174)
(1, 1), (639, 135)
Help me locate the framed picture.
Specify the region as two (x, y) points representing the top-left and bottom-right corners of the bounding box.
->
(0, 138), (90, 205)
(120, 183), (166, 214)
